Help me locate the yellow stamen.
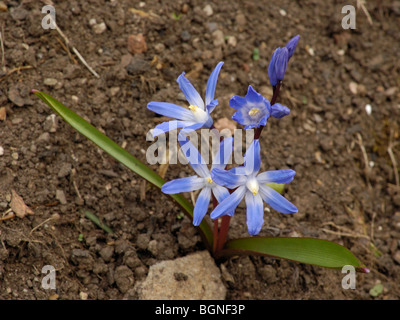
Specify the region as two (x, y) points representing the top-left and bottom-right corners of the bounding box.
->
(207, 177), (213, 184)
(248, 108), (260, 116)
(189, 105), (198, 112)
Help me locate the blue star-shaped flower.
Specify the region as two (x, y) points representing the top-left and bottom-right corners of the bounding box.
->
(162, 134), (233, 226)
(147, 62), (224, 137)
(210, 140), (297, 235)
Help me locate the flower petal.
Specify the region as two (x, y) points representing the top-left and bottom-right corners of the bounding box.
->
(211, 136), (233, 170)
(177, 72), (205, 110)
(211, 184), (230, 203)
(179, 121), (207, 135)
(259, 184), (297, 214)
(193, 187), (212, 226)
(244, 140), (261, 175)
(268, 48), (279, 86)
(245, 85), (264, 104)
(245, 192), (264, 235)
(206, 99), (218, 114)
(205, 61), (224, 107)
(152, 120), (193, 137)
(210, 186), (246, 219)
(271, 103), (290, 119)
(161, 175), (205, 194)
(285, 35), (300, 60)
(147, 102), (194, 121)
(257, 169), (296, 184)
(178, 135), (210, 178)
(229, 95), (248, 110)
(274, 47), (288, 81)
(211, 168), (247, 189)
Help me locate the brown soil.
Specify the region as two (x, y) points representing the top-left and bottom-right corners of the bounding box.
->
(1, 0), (400, 300)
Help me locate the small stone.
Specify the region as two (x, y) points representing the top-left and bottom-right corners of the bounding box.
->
(212, 30), (225, 47)
(203, 4), (213, 16)
(0, 1), (7, 12)
(227, 36), (237, 47)
(56, 189), (67, 205)
(127, 34), (147, 54)
(393, 251), (400, 265)
(44, 78), (58, 87)
(11, 152), (18, 160)
(135, 251), (226, 300)
(0, 146), (4, 156)
(37, 132), (50, 142)
(365, 104), (372, 115)
(58, 163), (72, 178)
(0, 107), (6, 121)
(93, 22), (107, 34)
(11, 118), (23, 125)
(235, 13), (246, 26)
(109, 87), (120, 97)
(89, 18), (97, 26)
(349, 81), (358, 95)
(154, 43), (165, 53)
(79, 292), (88, 300)
(279, 9), (287, 16)
(10, 7), (28, 20)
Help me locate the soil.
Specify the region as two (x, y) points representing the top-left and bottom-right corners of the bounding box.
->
(1, 0), (400, 300)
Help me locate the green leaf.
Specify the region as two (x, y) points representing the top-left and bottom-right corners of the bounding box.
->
(219, 237), (367, 271)
(33, 90), (214, 249)
(265, 182), (285, 194)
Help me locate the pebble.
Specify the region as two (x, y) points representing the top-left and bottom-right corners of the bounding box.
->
(0, 146), (3, 156)
(235, 13), (246, 26)
(365, 104), (372, 115)
(127, 34), (147, 54)
(44, 78), (58, 87)
(0, 1), (7, 12)
(56, 189), (67, 205)
(11, 152), (18, 160)
(79, 292), (88, 300)
(92, 22), (107, 34)
(135, 251), (226, 300)
(227, 36), (237, 47)
(203, 4), (213, 16)
(154, 43), (165, 53)
(58, 163), (72, 178)
(212, 30), (225, 47)
(393, 251), (400, 265)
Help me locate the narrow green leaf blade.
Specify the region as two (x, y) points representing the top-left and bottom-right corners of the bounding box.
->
(33, 90), (213, 248)
(222, 237), (367, 271)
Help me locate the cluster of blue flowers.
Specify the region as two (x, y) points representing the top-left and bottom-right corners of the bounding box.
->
(147, 35), (300, 236)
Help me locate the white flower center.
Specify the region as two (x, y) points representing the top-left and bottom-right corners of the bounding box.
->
(189, 105), (209, 123)
(248, 108), (260, 116)
(246, 178), (259, 195)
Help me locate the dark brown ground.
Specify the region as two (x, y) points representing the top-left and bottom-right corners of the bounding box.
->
(0, 0), (400, 300)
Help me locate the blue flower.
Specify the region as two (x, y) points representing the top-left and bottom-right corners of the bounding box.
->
(162, 134), (233, 226)
(268, 35), (300, 86)
(271, 103), (290, 119)
(230, 85), (272, 129)
(268, 47), (288, 86)
(147, 62), (224, 137)
(210, 140), (297, 235)
(285, 34), (300, 59)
